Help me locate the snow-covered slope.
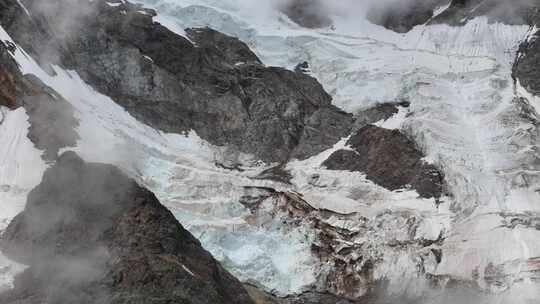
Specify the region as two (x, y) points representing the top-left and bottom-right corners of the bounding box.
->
(1, 0), (540, 302)
(0, 107), (38, 292)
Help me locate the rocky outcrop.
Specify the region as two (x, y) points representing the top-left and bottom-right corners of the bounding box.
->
(367, 0), (446, 33)
(367, 0), (539, 33)
(279, 0), (333, 29)
(323, 125), (444, 199)
(0, 151), (255, 304)
(0, 0), (352, 163)
(253, 165), (293, 184)
(514, 23), (540, 95)
(353, 101), (410, 130)
(239, 187), (445, 301)
(0, 41), (78, 160)
(294, 61), (311, 74)
(240, 187), (376, 300)
(0, 41), (22, 109)
(430, 0), (538, 26)
(245, 284), (360, 304)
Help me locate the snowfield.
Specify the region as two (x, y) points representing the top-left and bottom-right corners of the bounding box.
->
(1, 0), (540, 301)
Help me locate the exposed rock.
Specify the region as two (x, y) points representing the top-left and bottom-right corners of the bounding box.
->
(0, 41), (78, 160)
(279, 0), (333, 29)
(253, 165), (293, 184)
(514, 27), (540, 95)
(0, 151), (255, 304)
(245, 283), (361, 304)
(185, 27), (261, 65)
(281, 292), (360, 304)
(239, 187), (445, 301)
(245, 284), (282, 304)
(0, 0), (67, 74)
(353, 101), (410, 130)
(430, 0), (539, 26)
(323, 125), (444, 199)
(0, 0), (353, 163)
(239, 188), (373, 299)
(367, 0), (539, 33)
(367, 0), (446, 33)
(0, 42), (22, 109)
(294, 61), (311, 74)
(245, 285), (362, 304)
(21, 75), (79, 161)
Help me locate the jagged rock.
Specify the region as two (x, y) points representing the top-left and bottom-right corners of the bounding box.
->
(240, 189), (374, 300)
(0, 41), (78, 160)
(0, 41), (41, 110)
(21, 75), (79, 161)
(0, 0), (352, 163)
(281, 292), (360, 304)
(294, 61), (311, 74)
(353, 101), (410, 130)
(245, 283), (360, 304)
(0, 42), (21, 109)
(253, 165), (293, 184)
(0, 0), (67, 74)
(367, 0), (446, 33)
(0, 151), (255, 304)
(240, 188), (446, 301)
(367, 0), (539, 33)
(323, 125), (444, 199)
(430, 0), (539, 26)
(514, 23), (540, 95)
(279, 0), (332, 29)
(185, 27), (261, 65)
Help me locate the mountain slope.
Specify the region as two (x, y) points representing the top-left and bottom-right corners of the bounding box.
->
(0, 0), (353, 164)
(0, 0), (539, 303)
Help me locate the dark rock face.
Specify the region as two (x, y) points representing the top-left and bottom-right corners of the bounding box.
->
(353, 101), (410, 130)
(430, 0), (539, 26)
(185, 27), (261, 65)
(514, 26), (540, 95)
(367, 0), (446, 33)
(0, 41), (78, 160)
(323, 125), (444, 199)
(1, 0), (352, 163)
(281, 292), (359, 304)
(279, 0), (333, 28)
(0, 0), (68, 74)
(367, 0), (539, 33)
(294, 61), (311, 74)
(0, 151), (255, 304)
(22, 75), (79, 161)
(0, 42), (25, 109)
(253, 165), (293, 184)
(245, 283), (359, 304)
